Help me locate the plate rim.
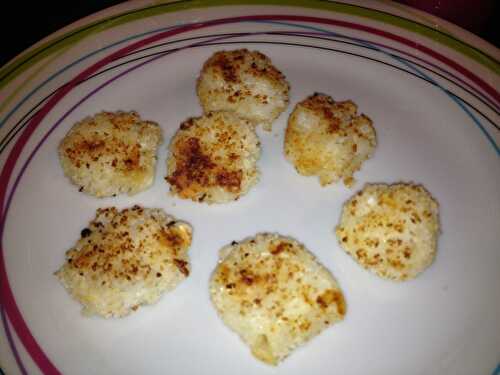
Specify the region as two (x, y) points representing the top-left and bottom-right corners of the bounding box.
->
(0, 0), (499, 91)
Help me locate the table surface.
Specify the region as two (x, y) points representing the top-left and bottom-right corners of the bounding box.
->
(0, 1), (498, 68)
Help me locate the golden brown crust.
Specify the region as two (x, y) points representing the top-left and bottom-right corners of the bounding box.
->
(166, 111), (260, 203)
(197, 49), (290, 130)
(285, 93), (376, 186)
(336, 183), (440, 281)
(210, 233), (345, 365)
(55, 206), (192, 318)
(58, 111), (163, 197)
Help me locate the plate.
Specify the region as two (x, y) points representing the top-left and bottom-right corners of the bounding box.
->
(1, 1), (499, 374)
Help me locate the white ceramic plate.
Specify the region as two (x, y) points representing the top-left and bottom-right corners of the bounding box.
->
(1, 1), (499, 374)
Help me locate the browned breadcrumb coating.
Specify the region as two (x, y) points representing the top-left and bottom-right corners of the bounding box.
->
(197, 49), (290, 130)
(210, 233), (346, 365)
(336, 183), (440, 281)
(285, 93), (376, 187)
(165, 111), (260, 204)
(55, 206), (192, 318)
(58, 111), (163, 197)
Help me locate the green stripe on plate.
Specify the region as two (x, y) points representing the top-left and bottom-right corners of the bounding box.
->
(0, 46), (71, 114)
(0, 0), (498, 90)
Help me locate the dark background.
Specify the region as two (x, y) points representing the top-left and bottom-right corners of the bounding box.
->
(1, 1), (498, 68)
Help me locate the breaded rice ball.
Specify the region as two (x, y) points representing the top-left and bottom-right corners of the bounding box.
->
(58, 111), (163, 197)
(55, 206), (192, 318)
(284, 93), (376, 187)
(336, 183), (440, 281)
(165, 111), (261, 204)
(210, 233), (346, 365)
(196, 49), (290, 130)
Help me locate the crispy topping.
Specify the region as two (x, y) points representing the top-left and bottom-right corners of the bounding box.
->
(197, 49), (290, 130)
(210, 233), (346, 365)
(81, 228), (92, 238)
(166, 111), (260, 203)
(336, 183), (440, 281)
(216, 170), (242, 192)
(174, 259), (190, 277)
(55, 207), (192, 318)
(285, 93), (376, 187)
(58, 111), (163, 197)
(316, 289), (346, 315)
